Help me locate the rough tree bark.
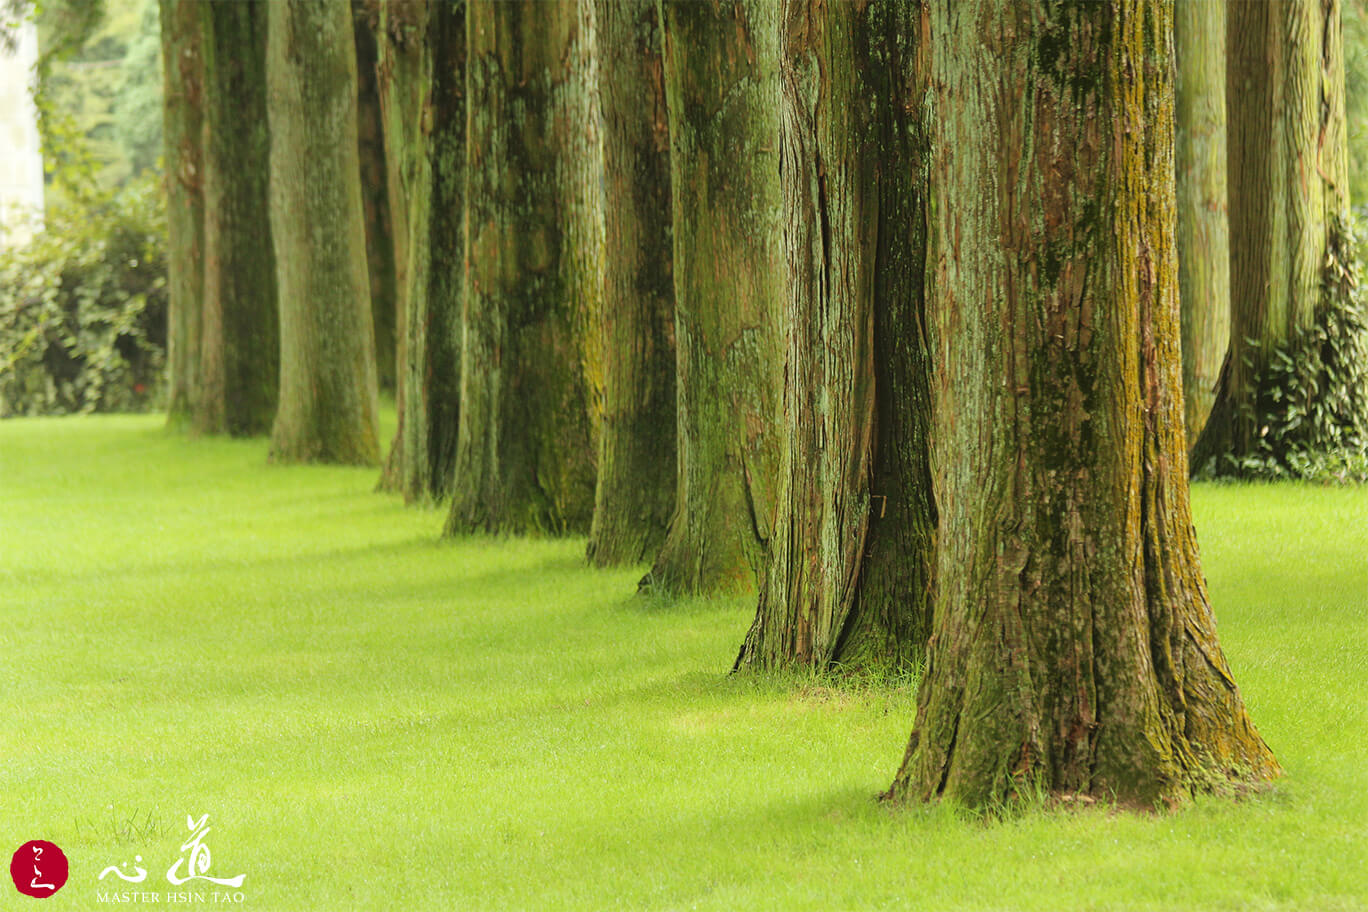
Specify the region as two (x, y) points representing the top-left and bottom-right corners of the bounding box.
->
(585, 0), (677, 567)
(196, 1), (277, 436)
(267, 0), (381, 465)
(887, 0), (1279, 809)
(374, 0), (465, 502)
(353, 2), (398, 395)
(159, 0), (204, 431)
(1191, 0), (1361, 472)
(734, 1), (935, 671)
(1174, 0), (1229, 446)
(644, 0), (785, 593)
(443, 0), (601, 535)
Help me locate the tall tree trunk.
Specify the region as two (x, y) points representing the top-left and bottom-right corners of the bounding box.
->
(586, 0), (677, 567)
(1174, 0), (1230, 446)
(1191, 0), (1367, 474)
(888, 0), (1279, 809)
(196, 1), (277, 436)
(353, 2), (398, 396)
(159, 0), (204, 431)
(644, 0), (784, 593)
(734, 1), (934, 671)
(374, 0), (465, 502)
(444, 0), (600, 535)
(267, 0), (381, 465)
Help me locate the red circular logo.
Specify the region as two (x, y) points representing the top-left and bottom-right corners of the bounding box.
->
(10, 841), (68, 898)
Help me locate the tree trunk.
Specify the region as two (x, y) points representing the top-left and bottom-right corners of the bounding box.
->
(353, 2), (398, 396)
(443, 0), (600, 535)
(374, 0), (465, 502)
(159, 0), (204, 431)
(196, 1), (277, 436)
(1191, 0), (1366, 475)
(734, 1), (935, 671)
(585, 0), (677, 567)
(887, 0), (1279, 809)
(644, 0), (784, 593)
(267, 0), (381, 466)
(1173, 0), (1230, 447)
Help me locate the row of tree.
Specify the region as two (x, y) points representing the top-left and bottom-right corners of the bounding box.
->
(160, 0), (1368, 809)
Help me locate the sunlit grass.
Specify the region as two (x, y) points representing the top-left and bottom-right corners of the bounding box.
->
(1, 414), (1365, 910)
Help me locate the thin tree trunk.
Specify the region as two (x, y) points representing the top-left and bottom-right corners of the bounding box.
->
(375, 0), (465, 502)
(444, 0), (600, 535)
(267, 0), (380, 465)
(734, 1), (934, 671)
(888, 0), (1279, 809)
(353, 2), (398, 396)
(159, 0), (204, 431)
(196, 1), (277, 437)
(586, 0), (677, 567)
(1191, 0), (1362, 473)
(644, 0), (784, 593)
(1174, 0), (1230, 446)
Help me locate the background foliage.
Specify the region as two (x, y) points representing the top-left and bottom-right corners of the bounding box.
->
(0, 175), (167, 417)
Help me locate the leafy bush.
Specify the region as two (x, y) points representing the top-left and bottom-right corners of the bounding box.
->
(0, 176), (167, 417)
(1195, 213), (1368, 484)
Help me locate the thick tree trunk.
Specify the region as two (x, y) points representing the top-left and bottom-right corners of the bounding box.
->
(1191, 0), (1364, 474)
(374, 0), (465, 502)
(644, 0), (784, 593)
(1173, 0), (1230, 446)
(196, 2), (277, 436)
(353, 2), (398, 395)
(888, 0), (1279, 809)
(735, 1), (934, 671)
(585, 0), (677, 567)
(444, 0), (600, 535)
(159, 0), (204, 431)
(267, 0), (381, 466)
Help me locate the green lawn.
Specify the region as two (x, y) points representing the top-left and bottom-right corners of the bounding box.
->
(2, 415), (1366, 911)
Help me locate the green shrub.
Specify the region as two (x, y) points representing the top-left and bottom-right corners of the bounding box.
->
(1194, 212), (1368, 484)
(0, 176), (167, 417)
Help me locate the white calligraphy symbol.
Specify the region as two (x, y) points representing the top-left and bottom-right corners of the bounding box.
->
(29, 845), (55, 891)
(165, 814), (244, 888)
(98, 855), (148, 883)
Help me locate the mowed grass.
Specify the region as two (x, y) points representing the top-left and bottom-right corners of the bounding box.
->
(2, 414), (1366, 911)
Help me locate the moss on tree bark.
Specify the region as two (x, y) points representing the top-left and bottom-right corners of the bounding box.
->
(374, 0), (465, 503)
(159, 0), (204, 432)
(196, 1), (277, 437)
(644, 0), (785, 593)
(353, 2), (398, 396)
(586, 0), (677, 568)
(443, 0), (601, 535)
(734, 0), (934, 671)
(267, 0), (381, 465)
(887, 0), (1279, 810)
